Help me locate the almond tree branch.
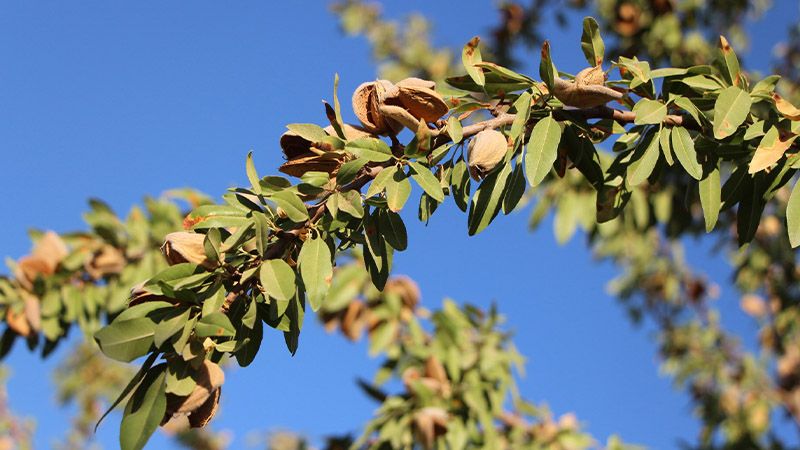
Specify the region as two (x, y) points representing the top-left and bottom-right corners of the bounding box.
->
(265, 105), (696, 261)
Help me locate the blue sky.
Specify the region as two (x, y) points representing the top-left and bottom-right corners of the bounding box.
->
(1, 1), (799, 449)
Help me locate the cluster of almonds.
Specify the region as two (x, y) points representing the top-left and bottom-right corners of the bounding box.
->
(352, 77), (448, 135)
(412, 406), (449, 450)
(321, 275), (421, 341)
(277, 77), (448, 179)
(7, 230), (128, 337)
(551, 65), (623, 108)
(161, 360), (225, 430)
(6, 232), (67, 336)
(278, 124), (372, 179)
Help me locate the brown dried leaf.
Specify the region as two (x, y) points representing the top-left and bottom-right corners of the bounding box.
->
(773, 93), (800, 121)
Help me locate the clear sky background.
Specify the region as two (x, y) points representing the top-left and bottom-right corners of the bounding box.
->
(1, 2), (799, 449)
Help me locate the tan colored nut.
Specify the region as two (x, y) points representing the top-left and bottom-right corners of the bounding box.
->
(6, 307), (31, 337)
(163, 360), (225, 426)
(31, 231), (68, 272)
(161, 232), (217, 269)
(740, 294), (768, 318)
(424, 356), (448, 386)
(397, 77), (436, 90)
(14, 231), (68, 290)
(352, 81), (403, 135)
(341, 300), (366, 341)
(188, 386), (221, 428)
(22, 291), (40, 333)
(467, 129), (508, 181)
(575, 65), (606, 86)
(398, 85), (449, 123)
(379, 104), (422, 132)
(413, 407), (449, 450)
(384, 276), (421, 311)
(279, 131), (314, 160)
(552, 67), (623, 108)
(85, 245), (126, 280)
(278, 152), (344, 178)
(615, 2), (642, 37)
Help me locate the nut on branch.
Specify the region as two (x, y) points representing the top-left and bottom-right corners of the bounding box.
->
(278, 125), (371, 178)
(352, 78), (447, 135)
(467, 129), (509, 181)
(552, 66), (623, 108)
(161, 232), (217, 269)
(162, 360), (225, 428)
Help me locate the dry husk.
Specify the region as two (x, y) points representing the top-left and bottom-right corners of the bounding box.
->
(552, 66), (623, 108)
(161, 232), (217, 269)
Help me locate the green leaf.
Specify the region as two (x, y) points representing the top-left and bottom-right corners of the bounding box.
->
(524, 116), (561, 187)
(165, 362), (197, 397)
(502, 162), (526, 214)
(345, 138), (393, 162)
(468, 163), (512, 235)
(671, 127), (703, 180)
(120, 364), (167, 450)
(447, 116), (463, 144)
(95, 352), (159, 432)
(378, 209), (408, 251)
(788, 179), (800, 248)
(153, 308), (191, 348)
(472, 62), (535, 85)
(94, 318), (155, 363)
(679, 75), (723, 91)
(286, 123), (327, 143)
(627, 131), (660, 186)
(737, 174), (766, 246)
(245, 151), (262, 195)
(336, 158), (368, 185)
(408, 161), (444, 202)
(509, 92), (532, 144)
(363, 211), (393, 290)
(699, 168), (721, 232)
(298, 236), (332, 311)
(234, 319), (263, 367)
(366, 166), (394, 198)
(659, 126), (674, 165)
(338, 190), (365, 219)
(633, 99), (666, 125)
(716, 35), (741, 86)
(185, 205), (248, 229)
(539, 41), (556, 89)
(580, 17), (604, 66)
(196, 312), (236, 338)
(385, 167), (411, 212)
(713, 86), (751, 139)
(461, 36), (485, 86)
(329, 73), (346, 139)
(451, 159), (471, 212)
(260, 259), (296, 303)
(673, 96), (703, 125)
(271, 190), (309, 222)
